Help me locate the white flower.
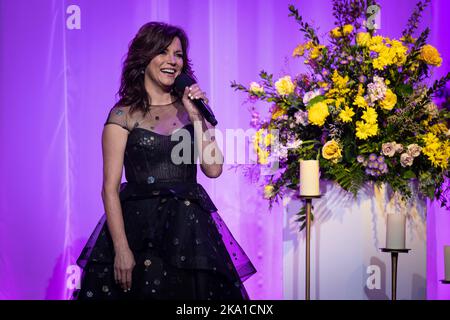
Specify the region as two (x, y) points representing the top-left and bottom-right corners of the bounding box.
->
(394, 142), (404, 153)
(406, 144), (422, 158)
(366, 76), (387, 105)
(294, 110), (309, 126)
(249, 82), (264, 95)
(286, 139), (302, 149)
(400, 153), (414, 167)
(303, 89), (322, 105)
(381, 142), (396, 157)
(424, 102), (439, 118)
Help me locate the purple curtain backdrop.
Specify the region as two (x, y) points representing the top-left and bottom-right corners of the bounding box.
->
(0, 0), (448, 299)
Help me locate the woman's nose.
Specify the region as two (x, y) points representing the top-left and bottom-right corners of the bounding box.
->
(167, 54), (177, 64)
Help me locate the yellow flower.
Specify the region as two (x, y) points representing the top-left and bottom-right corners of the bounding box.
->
(275, 75), (295, 96)
(420, 44), (442, 67)
(357, 84), (365, 97)
(430, 123), (449, 136)
(263, 185), (275, 199)
(361, 107), (378, 124)
(339, 106), (355, 123)
(422, 133), (449, 169)
(253, 129), (270, 164)
(322, 140), (342, 163)
(356, 32), (371, 46)
(308, 101), (329, 127)
(264, 133), (273, 147)
(379, 89), (397, 110)
(332, 70), (349, 89)
(410, 61), (420, 72)
(271, 106), (286, 119)
(249, 82), (264, 95)
(389, 40), (408, 66)
(309, 45), (325, 59)
(369, 37), (408, 70)
(353, 95), (368, 108)
(423, 132), (439, 145)
(343, 24), (353, 34)
(293, 41), (315, 57)
(318, 81), (330, 90)
(368, 35), (385, 51)
(331, 24), (354, 38)
(292, 43), (306, 57)
(372, 52), (390, 70)
(257, 149), (269, 164)
(334, 97), (346, 109)
(400, 35), (416, 44)
(356, 121), (378, 140)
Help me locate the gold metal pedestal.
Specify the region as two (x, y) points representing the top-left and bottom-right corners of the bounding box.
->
(380, 248), (411, 300)
(301, 195), (321, 300)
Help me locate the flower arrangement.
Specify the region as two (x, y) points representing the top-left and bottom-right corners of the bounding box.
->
(231, 0), (450, 214)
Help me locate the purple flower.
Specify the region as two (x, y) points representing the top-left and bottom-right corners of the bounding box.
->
(377, 155), (385, 163)
(369, 153), (377, 161)
(357, 155), (365, 163)
(294, 110), (309, 126)
(250, 111), (261, 128)
(249, 96), (259, 103)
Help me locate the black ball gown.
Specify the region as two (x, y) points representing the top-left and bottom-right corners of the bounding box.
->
(73, 105), (256, 300)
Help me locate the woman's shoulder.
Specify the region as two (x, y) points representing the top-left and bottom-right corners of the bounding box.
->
(108, 104), (146, 121)
(109, 104), (132, 115)
(105, 105), (143, 132)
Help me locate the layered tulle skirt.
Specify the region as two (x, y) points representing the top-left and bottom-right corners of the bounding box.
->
(73, 181), (256, 300)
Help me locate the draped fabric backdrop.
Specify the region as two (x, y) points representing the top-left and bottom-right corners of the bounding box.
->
(0, 0), (448, 299)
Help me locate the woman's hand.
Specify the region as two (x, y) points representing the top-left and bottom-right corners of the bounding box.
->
(181, 84), (209, 121)
(114, 246), (136, 292)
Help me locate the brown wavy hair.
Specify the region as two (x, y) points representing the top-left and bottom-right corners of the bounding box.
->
(114, 22), (195, 114)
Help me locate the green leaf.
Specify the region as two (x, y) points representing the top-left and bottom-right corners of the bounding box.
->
(402, 170), (416, 179)
(398, 84), (413, 96)
(287, 183), (298, 190)
(307, 95), (325, 108)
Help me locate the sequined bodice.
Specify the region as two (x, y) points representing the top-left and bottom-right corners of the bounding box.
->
(124, 124), (196, 185)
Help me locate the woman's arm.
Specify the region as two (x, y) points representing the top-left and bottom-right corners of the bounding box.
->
(189, 114), (223, 178)
(182, 84), (223, 178)
(101, 124), (135, 291)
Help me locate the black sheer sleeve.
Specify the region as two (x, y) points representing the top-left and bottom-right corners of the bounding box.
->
(104, 106), (131, 132)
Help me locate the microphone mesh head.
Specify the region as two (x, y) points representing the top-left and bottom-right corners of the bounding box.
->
(174, 73), (196, 94)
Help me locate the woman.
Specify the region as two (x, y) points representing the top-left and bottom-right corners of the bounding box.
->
(73, 22), (256, 300)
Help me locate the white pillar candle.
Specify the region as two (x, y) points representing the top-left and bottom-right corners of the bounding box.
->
(445, 245), (450, 281)
(386, 214), (406, 249)
(299, 160), (320, 196)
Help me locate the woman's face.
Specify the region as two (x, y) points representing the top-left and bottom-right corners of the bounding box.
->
(145, 36), (184, 90)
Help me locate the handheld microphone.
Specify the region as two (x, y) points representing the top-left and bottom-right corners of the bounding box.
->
(174, 73), (218, 126)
